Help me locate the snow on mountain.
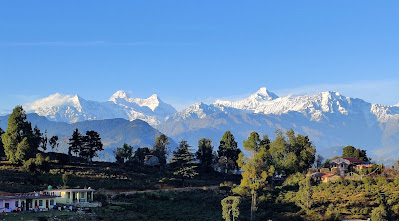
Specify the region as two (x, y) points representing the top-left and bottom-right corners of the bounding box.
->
(27, 91), (177, 125)
(158, 87), (399, 162)
(214, 87), (278, 111)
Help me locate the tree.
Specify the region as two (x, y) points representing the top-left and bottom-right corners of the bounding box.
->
(1, 106), (36, 163)
(80, 130), (103, 162)
(221, 196), (240, 221)
(23, 153), (50, 175)
(132, 147), (151, 165)
(342, 146), (356, 158)
(0, 127), (4, 157)
(196, 138), (214, 172)
(113, 143), (133, 164)
(269, 129), (316, 175)
(170, 140), (198, 186)
(342, 145), (369, 161)
(68, 128), (83, 156)
(217, 131), (241, 174)
(235, 132), (273, 221)
(33, 126), (47, 151)
(243, 131), (261, 153)
(315, 154), (324, 169)
(371, 205), (388, 221)
(62, 172), (69, 187)
(49, 136), (59, 151)
(153, 134), (170, 168)
(15, 137), (31, 163)
(296, 176), (313, 210)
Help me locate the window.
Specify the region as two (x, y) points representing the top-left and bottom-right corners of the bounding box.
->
(15, 201), (18, 207)
(50, 200), (54, 206)
(5, 203), (9, 209)
(39, 200), (43, 206)
(80, 192), (84, 198)
(67, 192), (71, 198)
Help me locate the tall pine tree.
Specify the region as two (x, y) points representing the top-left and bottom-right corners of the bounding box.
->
(170, 140), (198, 187)
(1, 106), (36, 163)
(196, 138), (214, 172)
(217, 131), (241, 174)
(68, 128), (83, 156)
(153, 134), (170, 168)
(0, 127), (4, 158)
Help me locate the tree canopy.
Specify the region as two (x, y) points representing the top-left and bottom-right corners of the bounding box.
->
(217, 131), (241, 173)
(170, 140), (198, 186)
(1, 106), (37, 163)
(196, 138), (215, 171)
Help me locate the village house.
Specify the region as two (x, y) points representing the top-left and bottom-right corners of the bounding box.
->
(42, 187), (95, 205)
(0, 193), (58, 213)
(329, 157), (363, 176)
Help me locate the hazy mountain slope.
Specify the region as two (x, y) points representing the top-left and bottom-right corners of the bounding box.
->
(0, 113), (177, 161)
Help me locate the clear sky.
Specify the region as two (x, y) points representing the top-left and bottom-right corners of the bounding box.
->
(1, 1), (398, 113)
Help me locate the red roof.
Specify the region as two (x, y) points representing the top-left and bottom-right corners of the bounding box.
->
(342, 157), (363, 163)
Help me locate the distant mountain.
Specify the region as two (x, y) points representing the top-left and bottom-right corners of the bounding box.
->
(0, 113), (177, 161)
(4, 87), (399, 162)
(158, 88), (399, 161)
(26, 91), (177, 126)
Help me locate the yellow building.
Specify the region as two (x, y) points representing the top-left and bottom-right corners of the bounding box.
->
(43, 188), (95, 205)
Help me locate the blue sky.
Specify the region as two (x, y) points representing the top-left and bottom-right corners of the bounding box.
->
(1, 1), (398, 113)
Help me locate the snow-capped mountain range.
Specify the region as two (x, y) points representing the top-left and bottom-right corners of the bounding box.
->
(27, 90), (177, 126)
(23, 87), (399, 161)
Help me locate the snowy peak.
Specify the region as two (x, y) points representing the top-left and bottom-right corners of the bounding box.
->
(28, 91), (177, 125)
(250, 87), (279, 101)
(109, 90), (129, 102)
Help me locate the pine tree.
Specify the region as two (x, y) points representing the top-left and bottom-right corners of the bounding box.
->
(196, 138), (214, 172)
(1, 106), (36, 163)
(80, 130), (103, 162)
(296, 176), (314, 210)
(217, 131), (241, 174)
(153, 134), (170, 169)
(0, 127), (4, 157)
(68, 128), (83, 156)
(170, 140), (198, 187)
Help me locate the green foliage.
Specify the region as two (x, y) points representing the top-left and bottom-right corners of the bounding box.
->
(153, 134), (170, 167)
(49, 135), (59, 151)
(68, 128), (83, 156)
(62, 172), (69, 187)
(296, 177), (313, 210)
(196, 138), (215, 171)
(1, 106), (37, 163)
(0, 127), (4, 157)
(80, 130), (103, 161)
(283, 172), (305, 187)
(132, 147), (151, 165)
(342, 145), (369, 161)
(371, 205), (388, 221)
(269, 129), (316, 175)
(217, 131), (241, 174)
(23, 153), (50, 175)
(113, 143), (133, 164)
(221, 196), (240, 221)
(169, 140), (198, 186)
(15, 137), (31, 163)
